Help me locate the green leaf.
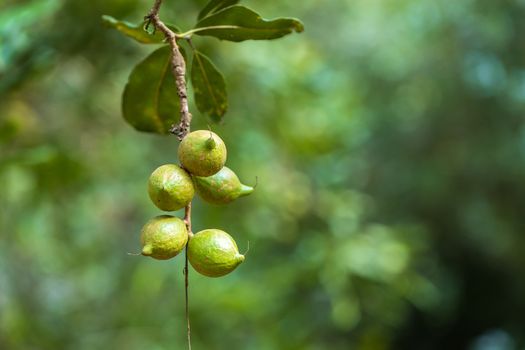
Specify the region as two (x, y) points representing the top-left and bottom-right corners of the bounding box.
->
(102, 15), (180, 44)
(122, 46), (186, 134)
(198, 0), (240, 20)
(191, 51), (228, 122)
(192, 6), (304, 42)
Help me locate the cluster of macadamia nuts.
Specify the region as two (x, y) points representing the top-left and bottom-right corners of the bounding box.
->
(140, 130), (253, 277)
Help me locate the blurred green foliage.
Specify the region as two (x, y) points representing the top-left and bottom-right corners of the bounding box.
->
(2, 0), (525, 349)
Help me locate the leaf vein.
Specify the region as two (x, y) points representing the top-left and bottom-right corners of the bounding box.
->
(195, 53), (220, 114)
(153, 55), (172, 133)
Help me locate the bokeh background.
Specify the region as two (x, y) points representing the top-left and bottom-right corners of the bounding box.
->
(2, 0), (525, 349)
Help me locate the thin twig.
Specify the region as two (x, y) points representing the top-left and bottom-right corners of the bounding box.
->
(183, 203), (192, 350)
(184, 202), (193, 237)
(145, 0), (192, 140)
(145, 2), (193, 349)
(184, 248), (191, 350)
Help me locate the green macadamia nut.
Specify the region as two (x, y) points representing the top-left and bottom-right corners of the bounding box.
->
(178, 130), (227, 177)
(188, 229), (244, 277)
(193, 166), (254, 205)
(148, 164), (194, 211)
(141, 215), (188, 260)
